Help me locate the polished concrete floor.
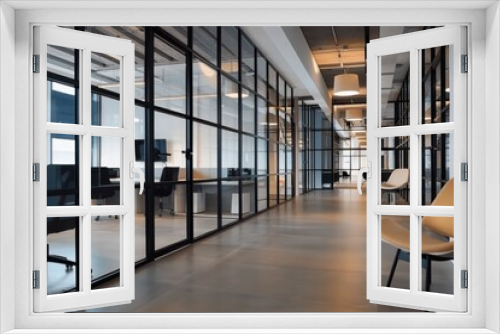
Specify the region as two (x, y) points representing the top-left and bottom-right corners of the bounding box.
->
(84, 189), (453, 313)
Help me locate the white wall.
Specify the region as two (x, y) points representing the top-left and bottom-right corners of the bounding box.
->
(0, 2), (16, 333)
(485, 2), (500, 332)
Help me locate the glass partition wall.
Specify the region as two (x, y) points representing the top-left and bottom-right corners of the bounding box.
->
(299, 103), (335, 191)
(47, 26), (295, 292)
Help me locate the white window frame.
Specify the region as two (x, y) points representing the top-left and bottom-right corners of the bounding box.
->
(0, 1), (498, 333)
(33, 25), (136, 313)
(366, 26), (467, 312)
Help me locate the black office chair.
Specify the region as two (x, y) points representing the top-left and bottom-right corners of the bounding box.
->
(154, 167), (180, 217)
(47, 164), (78, 270)
(91, 167), (117, 221)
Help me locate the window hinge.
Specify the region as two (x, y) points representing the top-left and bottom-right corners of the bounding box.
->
(33, 163), (40, 182)
(461, 54), (468, 73)
(33, 54), (40, 73)
(461, 270), (468, 289)
(461, 162), (468, 181)
(33, 270), (40, 289)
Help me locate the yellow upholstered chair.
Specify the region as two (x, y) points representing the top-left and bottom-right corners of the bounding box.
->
(381, 178), (454, 291)
(381, 168), (410, 204)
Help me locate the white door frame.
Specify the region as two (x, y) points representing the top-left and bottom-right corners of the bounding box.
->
(0, 2), (496, 333)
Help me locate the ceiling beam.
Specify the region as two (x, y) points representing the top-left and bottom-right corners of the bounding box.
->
(242, 26), (346, 133)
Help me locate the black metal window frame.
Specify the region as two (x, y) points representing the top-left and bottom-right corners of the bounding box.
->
(47, 26), (296, 289)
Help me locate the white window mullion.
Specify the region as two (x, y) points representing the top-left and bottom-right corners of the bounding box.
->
(372, 126), (411, 138)
(372, 205), (411, 215)
(412, 123), (455, 135)
(121, 45), (135, 299)
(89, 127), (130, 138)
(46, 123), (88, 136)
(81, 214), (92, 294)
(408, 46), (420, 295)
(81, 48), (92, 296)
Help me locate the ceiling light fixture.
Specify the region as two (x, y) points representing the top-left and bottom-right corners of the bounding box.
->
(331, 27), (360, 97)
(334, 73), (360, 96)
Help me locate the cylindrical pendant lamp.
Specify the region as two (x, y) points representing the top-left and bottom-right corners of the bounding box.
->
(333, 73), (360, 96)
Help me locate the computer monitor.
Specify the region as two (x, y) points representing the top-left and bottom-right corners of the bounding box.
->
(135, 139), (168, 162)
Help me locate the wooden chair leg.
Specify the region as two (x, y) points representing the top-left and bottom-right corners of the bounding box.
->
(386, 248), (401, 287)
(425, 255), (432, 292)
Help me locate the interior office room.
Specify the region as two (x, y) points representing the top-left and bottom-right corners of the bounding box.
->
(1, 1), (500, 334)
(38, 24), (461, 309)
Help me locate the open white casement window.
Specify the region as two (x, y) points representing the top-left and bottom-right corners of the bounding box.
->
(364, 26), (467, 312)
(33, 26), (142, 312)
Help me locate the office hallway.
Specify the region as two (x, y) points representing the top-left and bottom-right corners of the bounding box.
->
(88, 189), (425, 313)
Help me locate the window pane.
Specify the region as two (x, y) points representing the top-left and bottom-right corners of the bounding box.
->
(193, 26), (217, 65)
(256, 51), (267, 97)
(380, 215), (410, 290)
(193, 181), (218, 238)
(269, 142), (278, 175)
(242, 90), (255, 134)
(155, 37), (186, 114)
(222, 130), (239, 178)
(222, 180), (239, 226)
(91, 94), (120, 128)
(47, 45), (78, 124)
(380, 136), (410, 205)
(268, 66), (277, 106)
(193, 122), (218, 180)
(242, 178), (256, 218)
(419, 216), (454, 294)
(268, 106), (278, 142)
(193, 58), (218, 123)
(47, 81), (78, 124)
(47, 45), (76, 80)
(221, 27), (239, 80)
(91, 215), (121, 288)
(286, 147), (292, 174)
(221, 75), (239, 129)
(91, 51), (121, 98)
(257, 176), (268, 211)
(286, 174), (292, 199)
(154, 112), (186, 180)
(380, 52), (410, 127)
(47, 217), (79, 295)
(257, 138), (268, 175)
(421, 46), (451, 124)
(47, 134), (79, 207)
(162, 26), (188, 45)
(241, 35), (255, 89)
(279, 145), (286, 174)
(285, 114), (293, 145)
(269, 175), (278, 207)
(154, 178), (187, 249)
(421, 133), (453, 206)
(257, 97), (267, 138)
(242, 135), (255, 173)
(86, 27), (145, 101)
(278, 110), (286, 143)
(278, 75), (285, 110)
(91, 136), (121, 206)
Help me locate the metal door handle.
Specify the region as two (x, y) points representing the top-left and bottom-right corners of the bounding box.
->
(357, 165), (371, 195)
(129, 162), (145, 195)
